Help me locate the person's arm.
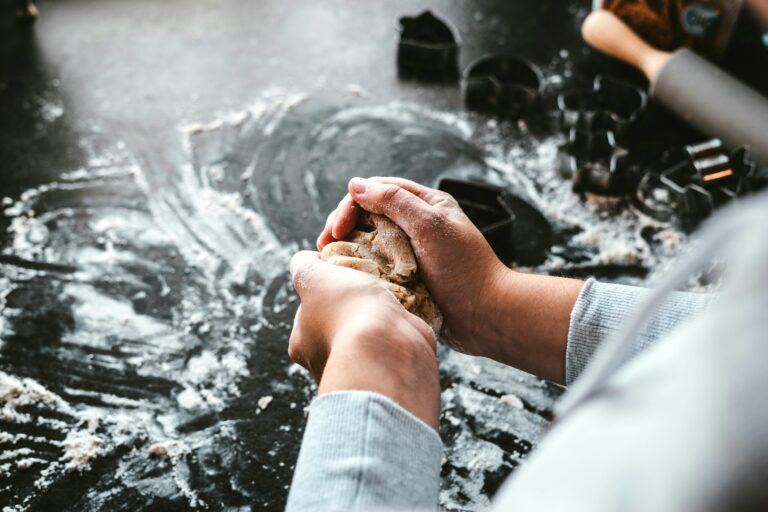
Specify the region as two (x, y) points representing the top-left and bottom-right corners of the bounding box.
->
(564, 278), (712, 384)
(285, 251), (443, 511)
(287, 178), (712, 511)
(320, 177), (712, 384)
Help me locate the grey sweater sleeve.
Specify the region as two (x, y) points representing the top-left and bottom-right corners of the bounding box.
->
(285, 390), (443, 512)
(286, 280), (711, 511)
(565, 278), (711, 384)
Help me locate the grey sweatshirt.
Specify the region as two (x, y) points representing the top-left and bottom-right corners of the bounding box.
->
(286, 193), (768, 512)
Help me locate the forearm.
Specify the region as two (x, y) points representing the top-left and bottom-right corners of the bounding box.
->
(289, 313), (442, 510)
(477, 270), (712, 385)
(476, 267), (583, 383)
(287, 242), (445, 511)
(319, 323), (441, 429)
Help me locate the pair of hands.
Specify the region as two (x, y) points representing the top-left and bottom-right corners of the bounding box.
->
(288, 177), (580, 428)
(288, 176), (511, 428)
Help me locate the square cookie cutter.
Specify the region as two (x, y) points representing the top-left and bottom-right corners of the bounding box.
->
(437, 178), (553, 266)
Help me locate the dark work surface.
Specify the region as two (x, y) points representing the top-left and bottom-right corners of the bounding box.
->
(1, 1), (767, 511)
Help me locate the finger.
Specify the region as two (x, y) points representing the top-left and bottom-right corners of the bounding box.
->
(324, 255), (383, 279)
(368, 176), (454, 207)
(346, 178), (439, 240)
(325, 209), (337, 230)
(316, 229), (335, 251)
(316, 209), (337, 250)
(331, 193), (361, 240)
(289, 250), (325, 296)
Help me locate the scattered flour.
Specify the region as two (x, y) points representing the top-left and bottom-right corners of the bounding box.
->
(257, 395), (274, 411)
(60, 428), (102, 472)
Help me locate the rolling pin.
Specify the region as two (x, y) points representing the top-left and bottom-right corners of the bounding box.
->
(582, 10), (768, 164)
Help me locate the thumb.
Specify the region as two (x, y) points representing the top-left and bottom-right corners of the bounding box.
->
(290, 250), (327, 296)
(348, 178), (437, 239)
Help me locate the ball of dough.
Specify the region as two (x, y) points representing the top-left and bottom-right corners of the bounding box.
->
(321, 212), (443, 336)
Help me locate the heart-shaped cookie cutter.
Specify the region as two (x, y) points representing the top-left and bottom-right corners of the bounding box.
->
(556, 75), (647, 144)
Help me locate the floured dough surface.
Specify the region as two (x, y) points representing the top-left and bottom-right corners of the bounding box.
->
(321, 212), (443, 336)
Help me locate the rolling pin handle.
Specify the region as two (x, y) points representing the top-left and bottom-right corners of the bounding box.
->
(581, 9), (670, 83)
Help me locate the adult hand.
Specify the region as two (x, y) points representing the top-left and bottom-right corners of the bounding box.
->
(317, 177), (509, 355)
(288, 250), (441, 429)
(317, 177), (583, 383)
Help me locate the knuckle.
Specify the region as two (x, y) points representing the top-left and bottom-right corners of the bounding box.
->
(409, 208), (443, 236)
(287, 322), (305, 363)
(440, 192), (460, 208)
(289, 252), (313, 290)
(430, 209), (449, 228)
(379, 184), (401, 204)
(416, 320), (437, 344)
(289, 251), (301, 268)
(289, 262), (303, 288)
(287, 342), (302, 363)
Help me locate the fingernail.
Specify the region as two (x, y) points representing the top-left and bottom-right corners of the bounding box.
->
(350, 177), (367, 195)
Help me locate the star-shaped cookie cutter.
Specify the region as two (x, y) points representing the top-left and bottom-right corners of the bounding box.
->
(556, 127), (630, 196)
(658, 139), (757, 227)
(635, 139), (760, 228)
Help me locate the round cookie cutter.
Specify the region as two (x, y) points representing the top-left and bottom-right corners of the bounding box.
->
(462, 55), (544, 118)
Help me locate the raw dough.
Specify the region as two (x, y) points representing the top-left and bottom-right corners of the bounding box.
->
(321, 212), (443, 336)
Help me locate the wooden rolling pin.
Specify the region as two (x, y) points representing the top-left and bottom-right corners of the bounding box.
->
(582, 10), (768, 164)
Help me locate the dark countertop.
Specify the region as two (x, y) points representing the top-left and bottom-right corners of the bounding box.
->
(1, 1), (766, 511)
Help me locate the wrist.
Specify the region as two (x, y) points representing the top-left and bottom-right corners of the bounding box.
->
(470, 263), (518, 358)
(318, 317), (441, 429)
(474, 269), (583, 383)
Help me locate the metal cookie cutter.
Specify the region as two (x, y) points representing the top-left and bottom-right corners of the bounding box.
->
(556, 75), (647, 144)
(662, 139), (757, 226)
(437, 178), (552, 266)
(636, 139), (758, 228)
(397, 10), (461, 82)
(462, 55), (544, 118)
(556, 127), (630, 196)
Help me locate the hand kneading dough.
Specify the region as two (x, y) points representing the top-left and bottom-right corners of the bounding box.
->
(321, 212), (443, 336)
